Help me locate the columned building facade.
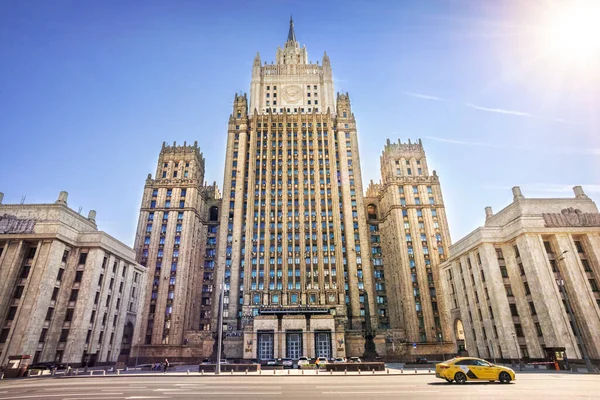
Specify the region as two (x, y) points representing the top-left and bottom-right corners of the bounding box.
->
(440, 186), (600, 363)
(214, 19), (377, 360)
(364, 139), (454, 358)
(133, 142), (221, 362)
(0, 191), (145, 367)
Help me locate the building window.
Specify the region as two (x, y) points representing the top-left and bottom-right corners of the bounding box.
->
(509, 303), (519, 316)
(78, 253), (88, 265)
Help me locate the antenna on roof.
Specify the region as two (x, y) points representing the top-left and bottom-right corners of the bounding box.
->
(78, 206), (83, 214)
(20, 196), (26, 204)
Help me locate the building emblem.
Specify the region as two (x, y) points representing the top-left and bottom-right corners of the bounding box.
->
(542, 207), (600, 227)
(282, 84), (302, 103)
(0, 214), (35, 234)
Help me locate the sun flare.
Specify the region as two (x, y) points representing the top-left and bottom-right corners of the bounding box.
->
(538, 1), (600, 67)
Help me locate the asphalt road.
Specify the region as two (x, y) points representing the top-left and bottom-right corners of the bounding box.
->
(0, 373), (599, 399)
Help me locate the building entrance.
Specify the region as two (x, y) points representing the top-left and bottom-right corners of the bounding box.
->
(286, 331), (302, 359)
(314, 331), (331, 358)
(258, 332), (274, 360)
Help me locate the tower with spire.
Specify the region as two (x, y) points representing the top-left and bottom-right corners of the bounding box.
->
(249, 16), (334, 114)
(216, 17), (378, 361)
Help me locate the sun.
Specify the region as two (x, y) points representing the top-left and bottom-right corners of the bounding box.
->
(537, 0), (600, 67)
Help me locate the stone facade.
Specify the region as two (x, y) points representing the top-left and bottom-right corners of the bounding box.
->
(0, 191), (146, 366)
(214, 19), (379, 361)
(363, 139), (455, 358)
(440, 186), (600, 363)
(132, 142), (221, 362)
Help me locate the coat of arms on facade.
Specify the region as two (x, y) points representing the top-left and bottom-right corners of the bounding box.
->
(0, 214), (36, 234)
(542, 207), (600, 227)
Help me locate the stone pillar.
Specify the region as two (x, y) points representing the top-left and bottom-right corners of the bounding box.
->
(512, 186), (524, 201)
(484, 207), (493, 221)
(56, 191), (68, 205)
(573, 186), (588, 199)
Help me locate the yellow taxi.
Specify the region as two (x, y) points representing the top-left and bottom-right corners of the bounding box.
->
(435, 357), (516, 384)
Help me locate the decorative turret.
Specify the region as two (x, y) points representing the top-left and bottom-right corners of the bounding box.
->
(336, 92), (352, 117)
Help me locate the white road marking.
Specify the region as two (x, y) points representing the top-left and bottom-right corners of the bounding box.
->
(322, 391), (440, 394)
(0, 394), (123, 400)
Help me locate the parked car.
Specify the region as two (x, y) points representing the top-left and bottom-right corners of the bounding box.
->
(348, 357), (362, 363)
(29, 362), (67, 370)
(297, 356), (311, 367)
(281, 358), (293, 368)
(200, 359), (211, 365)
(266, 359), (278, 366)
(415, 357), (429, 364)
(333, 357), (347, 363)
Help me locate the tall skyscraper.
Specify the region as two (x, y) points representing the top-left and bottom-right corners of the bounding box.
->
(215, 18), (377, 360)
(133, 142), (221, 362)
(133, 18), (455, 363)
(364, 139), (454, 357)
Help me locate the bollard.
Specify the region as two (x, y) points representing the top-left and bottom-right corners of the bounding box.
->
(288, 370), (290, 375)
(201, 369), (204, 375)
(301, 369), (304, 375)
(428, 368), (431, 373)
(387, 369), (389, 374)
(330, 370), (332, 375)
(344, 368), (347, 375)
(26, 370), (31, 378)
(358, 369), (361, 375)
(89, 371), (93, 376)
(102, 370), (106, 376)
(187, 370), (190, 375)
(415, 368), (417, 374)
(231, 369), (234, 375)
(245, 369), (248, 375)
(316, 369), (318, 375)
(51, 369), (56, 377)
(116, 369), (120, 375)
(273, 369), (276, 375)
(0, 373), (3, 379)
(401, 368), (404, 374)
(259, 369), (262, 375)
(372, 369), (375, 374)
(75, 369), (79, 376)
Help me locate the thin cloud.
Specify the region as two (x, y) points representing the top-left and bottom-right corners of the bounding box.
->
(425, 136), (600, 155)
(483, 183), (600, 194)
(404, 91), (445, 101)
(465, 103), (572, 124)
(425, 136), (506, 148)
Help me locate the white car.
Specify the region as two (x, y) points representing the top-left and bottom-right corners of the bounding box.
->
(297, 357), (310, 367)
(281, 358), (293, 368)
(333, 357), (347, 363)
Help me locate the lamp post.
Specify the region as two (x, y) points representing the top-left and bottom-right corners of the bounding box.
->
(556, 250), (595, 373)
(215, 281), (225, 375)
(489, 339), (496, 364)
(512, 333), (522, 371)
(134, 338), (141, 369)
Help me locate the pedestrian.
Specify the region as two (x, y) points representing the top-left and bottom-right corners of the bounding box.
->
(163, 359), (170, 373)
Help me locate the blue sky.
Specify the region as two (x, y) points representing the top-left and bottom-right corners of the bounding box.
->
(1, 0), (598, 246)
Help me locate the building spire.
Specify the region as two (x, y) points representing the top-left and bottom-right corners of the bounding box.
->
(287, 15), (296, 42)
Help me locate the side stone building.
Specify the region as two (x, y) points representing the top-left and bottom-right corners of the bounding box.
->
(0, 191), (146, 367)
(133, 141), (221, 363)
(440, 186), (600, 364)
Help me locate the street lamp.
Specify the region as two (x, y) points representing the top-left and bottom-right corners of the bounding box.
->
(215, 281), (225, 375)
(512, 332), (522, 371)
(489, 339), (496, 364)
(556, 250), (595, 373)
(134, 338), (141, 369)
